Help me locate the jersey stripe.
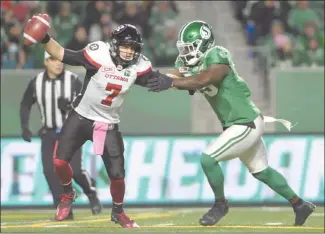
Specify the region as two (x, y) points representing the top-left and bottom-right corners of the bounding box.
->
(213, 128), (252, 159)
(209, 127), (250, 158)
(64, 71), (72, 101)
(35, 73), (45, 124)
(54, 79), (63, 128)
(45, 80), (53, 128)
(83, 50), (101, 69)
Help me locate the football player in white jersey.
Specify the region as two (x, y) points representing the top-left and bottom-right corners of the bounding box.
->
(25, 17), (172, 228)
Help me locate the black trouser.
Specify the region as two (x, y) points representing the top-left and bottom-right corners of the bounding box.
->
(54, 109), (125, 181)
(40, 128), (95, 208)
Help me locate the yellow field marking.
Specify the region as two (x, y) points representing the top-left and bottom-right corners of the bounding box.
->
(2, 215), (46, 219)
(1, 213), (174, 229)
(139, 225), (324, 230)
(1, 212), (151, 219)
(2, 221), (324, 231)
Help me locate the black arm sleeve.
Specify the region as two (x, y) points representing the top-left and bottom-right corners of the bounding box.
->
(134, 70), (162, 87)
(62, 49), (97, 70)
(20, 78), (36, 129)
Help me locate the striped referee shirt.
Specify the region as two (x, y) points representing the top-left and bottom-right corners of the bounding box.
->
(20, 69), (82, 130)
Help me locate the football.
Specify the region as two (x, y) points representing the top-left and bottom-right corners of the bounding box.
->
(23, 14), (51, 46)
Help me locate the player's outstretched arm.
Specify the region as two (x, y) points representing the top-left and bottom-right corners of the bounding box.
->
(147, 64), (230, 92)
(42, 34), (96, 69)
(42, 34), (64, 61)
(171, 64), (230, 90)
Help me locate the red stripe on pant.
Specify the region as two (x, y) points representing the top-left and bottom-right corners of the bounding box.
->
(110, 179), (125, 204)
(53, 140), (73, 185)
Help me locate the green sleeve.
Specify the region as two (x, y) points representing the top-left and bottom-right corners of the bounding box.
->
(204, 47), (230, 68)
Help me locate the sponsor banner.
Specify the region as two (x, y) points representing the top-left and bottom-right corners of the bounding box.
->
(1, 135), (324, 206)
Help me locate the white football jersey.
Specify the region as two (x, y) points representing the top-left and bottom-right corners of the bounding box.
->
(73, 41), (152, 124)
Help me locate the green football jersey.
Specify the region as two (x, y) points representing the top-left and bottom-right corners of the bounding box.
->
(175, 45), (261, 127)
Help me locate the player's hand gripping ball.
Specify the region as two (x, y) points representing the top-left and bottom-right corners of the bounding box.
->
(23, 14), (51, 46)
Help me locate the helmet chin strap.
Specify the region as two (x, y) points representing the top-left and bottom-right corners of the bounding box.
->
(184, 53), (202, 66)
(112, 53), (135, 70)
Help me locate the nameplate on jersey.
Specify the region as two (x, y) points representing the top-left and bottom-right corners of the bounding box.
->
(101, 66), (115, 73)
(100, 66), (130, 82)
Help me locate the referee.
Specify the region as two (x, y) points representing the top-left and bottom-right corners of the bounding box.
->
(20, 52), (102, 220)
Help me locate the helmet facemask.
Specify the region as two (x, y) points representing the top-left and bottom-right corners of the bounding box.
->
(110, 39), (142, 68)
(119, 42), (141, 61)
(177, 39), (204, 66)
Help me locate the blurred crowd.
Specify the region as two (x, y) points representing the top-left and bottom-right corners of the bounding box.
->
(233, 0), (324, 68)
(1, 0), (180, 69)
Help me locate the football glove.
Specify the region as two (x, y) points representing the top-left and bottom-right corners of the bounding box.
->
(58, 97), (71, 112)
(147, 72), (173, 92)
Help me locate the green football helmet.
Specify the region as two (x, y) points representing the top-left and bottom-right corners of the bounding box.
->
(177, 20), (215, 66)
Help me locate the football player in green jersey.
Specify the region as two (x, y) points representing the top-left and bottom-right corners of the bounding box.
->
(147, 20), (315, 226)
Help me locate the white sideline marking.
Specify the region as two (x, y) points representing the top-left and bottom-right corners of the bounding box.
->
(312, 213), (324, 217)
(261, 207), (292, 212)
(153, 223), (175, 227)
(265, 222), (284, 226)
(45, 224), (70, 228)
(1, 220), (51, 225)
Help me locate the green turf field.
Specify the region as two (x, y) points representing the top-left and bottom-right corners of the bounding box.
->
(1, 207), (324, 233)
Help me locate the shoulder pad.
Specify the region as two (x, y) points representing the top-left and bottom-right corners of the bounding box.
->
(83, 41), (109, 69)
(136, 54), (152, 76)
(204, 46), (231, 66)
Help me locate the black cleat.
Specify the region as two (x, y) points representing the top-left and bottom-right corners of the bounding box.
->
(87, 191), (102, 215)
(293, 200), (316, 226)
(199, 200), (229, 226)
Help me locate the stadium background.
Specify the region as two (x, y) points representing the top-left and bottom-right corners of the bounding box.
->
(1, 0), (324, 208)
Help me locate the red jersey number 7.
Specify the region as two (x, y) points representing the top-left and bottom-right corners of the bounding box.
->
(101, 83), (122, 106)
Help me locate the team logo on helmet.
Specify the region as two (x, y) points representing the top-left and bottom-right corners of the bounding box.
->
(200, 25), (211, 39)
(115, 25), (126, 32)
